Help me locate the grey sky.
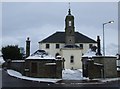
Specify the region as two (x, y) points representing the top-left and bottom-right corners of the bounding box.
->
(2, 2), (118, 55)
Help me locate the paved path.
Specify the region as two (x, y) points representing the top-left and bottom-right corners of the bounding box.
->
(1, 69), (120, 89)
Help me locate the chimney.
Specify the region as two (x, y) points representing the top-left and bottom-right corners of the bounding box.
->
(96, 36), (102, 56)
(26, 37), (30, 58)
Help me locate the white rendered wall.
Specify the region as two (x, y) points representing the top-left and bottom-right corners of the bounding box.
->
(117, 60), (120, 67)
(61, 48), (82, 69)
(39, 43), (96, 69)
(39, 43), (64, 57)
(76, 43), (97, 55)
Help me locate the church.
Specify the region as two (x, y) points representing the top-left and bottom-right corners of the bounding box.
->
(39, 8), (97, 69)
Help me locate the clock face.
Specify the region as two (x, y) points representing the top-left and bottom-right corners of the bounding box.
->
(69, 21), (72, 26)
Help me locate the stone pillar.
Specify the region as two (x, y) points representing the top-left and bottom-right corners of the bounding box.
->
(26, 37), (30, 58)
(56, 60), (62, 78)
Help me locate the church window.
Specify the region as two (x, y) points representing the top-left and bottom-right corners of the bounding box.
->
(80, 44), (83, 49)
(46, 44), (50, 49)
(70, 56), (74, 63)
(56, 44), (60, 49)
(69, 21), (72, 26)
(55, 53), (60, 58)
(89, 44), (93, 48)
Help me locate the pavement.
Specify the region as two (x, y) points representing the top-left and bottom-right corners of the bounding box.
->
(1, 69), (120, 89)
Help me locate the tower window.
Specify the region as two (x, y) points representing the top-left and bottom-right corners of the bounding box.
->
(80, 44), (83, 49)
(70, 56), (74, 63)
(56, 44), (60, 49)
(46, 44), (50, 49)
(69, 21), (72, 26)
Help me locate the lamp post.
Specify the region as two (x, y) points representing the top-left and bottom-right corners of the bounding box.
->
(103, 21), (114, 56)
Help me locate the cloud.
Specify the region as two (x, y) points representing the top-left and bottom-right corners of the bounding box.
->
(2, 36), (20, 46)
(106, 43), (118, 55)
(2, 24), (63, 52)
(77, 25), (118, 45)
(2, 2), (118, 54)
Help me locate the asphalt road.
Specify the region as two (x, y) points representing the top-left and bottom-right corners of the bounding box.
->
(1, 69), (120, 89)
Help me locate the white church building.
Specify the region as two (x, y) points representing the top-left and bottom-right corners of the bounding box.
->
(39, 8), (97, 69)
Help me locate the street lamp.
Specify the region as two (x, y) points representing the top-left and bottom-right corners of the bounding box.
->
(103, 20), (114, 56)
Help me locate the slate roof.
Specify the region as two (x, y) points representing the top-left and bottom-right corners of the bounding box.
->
(39, 32), (97, 43)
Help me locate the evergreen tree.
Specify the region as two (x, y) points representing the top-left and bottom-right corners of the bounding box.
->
(2, 45), (23, 61)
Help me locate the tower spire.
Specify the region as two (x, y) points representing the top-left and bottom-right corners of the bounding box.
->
(68, 2), (71, 15)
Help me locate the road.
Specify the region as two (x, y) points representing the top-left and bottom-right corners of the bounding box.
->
(1, 69), (120, 89)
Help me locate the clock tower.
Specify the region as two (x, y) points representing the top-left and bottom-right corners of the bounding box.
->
(65, 8), (75, 45)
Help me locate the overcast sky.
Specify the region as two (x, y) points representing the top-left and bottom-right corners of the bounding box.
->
(1, 2), (118, 55)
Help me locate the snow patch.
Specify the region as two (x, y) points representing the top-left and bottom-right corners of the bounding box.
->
(62, 69), (75, 74)
(26, 50), (55, 60)
(94, 63), (103, 66)
(95, 78), (120, 83)
(100, 78), (119, 82)
(62, 69), (85, 80)
(7, 69), (85, 82)
(26, 55), (55, 60)
(0, 54), (5, 65)
(11, 60), (25, 62)
(7, 69), (22, 77)
(7, 69), (120, 83)
(7, 69), (62, 83)
(82, 49), (96, 58)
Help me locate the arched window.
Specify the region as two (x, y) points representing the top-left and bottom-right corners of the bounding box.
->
(55, 53), (60, 58)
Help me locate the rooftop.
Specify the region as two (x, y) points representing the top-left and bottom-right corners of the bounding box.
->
(39, 31), (97, 43)
(26, 50), (55, 60)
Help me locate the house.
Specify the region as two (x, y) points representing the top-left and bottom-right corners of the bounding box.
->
(39, 8), (97, 69)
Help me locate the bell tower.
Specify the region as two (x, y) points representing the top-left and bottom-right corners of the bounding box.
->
(65, 4), (75, 45)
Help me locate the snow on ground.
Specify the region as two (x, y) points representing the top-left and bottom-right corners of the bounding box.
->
(0, 51), (5, 65)
(100, 78), (120, 83)
(7, 69), (120, 83)
(62, 69), (86, 80)
(7, 69), (84, 83)
(7, 70), (62, 83)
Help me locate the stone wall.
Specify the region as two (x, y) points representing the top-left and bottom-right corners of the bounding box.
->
(24, 59), (62, 78)
(9, 60), (25, 75)
(93, 56), (117, 78)
(82, 56), (117, 79)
